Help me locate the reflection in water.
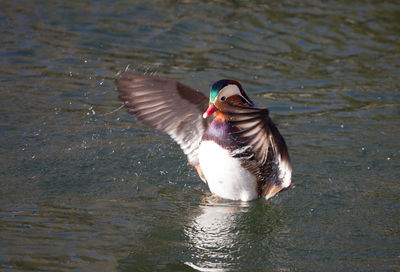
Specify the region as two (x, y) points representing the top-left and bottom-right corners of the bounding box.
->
(184, 199), (283, 271)
(185, 201), (246, 271)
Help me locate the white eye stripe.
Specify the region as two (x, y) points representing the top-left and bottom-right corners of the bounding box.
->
(219, 84), (241, 98)
(219, 84), (251, 104)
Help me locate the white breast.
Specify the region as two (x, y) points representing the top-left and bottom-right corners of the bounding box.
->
(198, 140), (258, 201)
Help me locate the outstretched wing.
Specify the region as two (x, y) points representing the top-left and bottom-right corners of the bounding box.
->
(225, 103), (292, 187)
(115, 72), (210, 166)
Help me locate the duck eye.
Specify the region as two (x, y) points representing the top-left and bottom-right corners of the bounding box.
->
(220, 96), (226, 101)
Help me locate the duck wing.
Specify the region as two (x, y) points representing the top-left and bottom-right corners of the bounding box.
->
(225, 103), (292, 187)
(116, 72), (210, 166)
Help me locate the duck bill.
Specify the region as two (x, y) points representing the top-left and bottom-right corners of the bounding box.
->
(203, 104), (217, 119)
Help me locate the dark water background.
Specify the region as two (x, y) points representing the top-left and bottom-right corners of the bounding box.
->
(1, 1), (399, 271)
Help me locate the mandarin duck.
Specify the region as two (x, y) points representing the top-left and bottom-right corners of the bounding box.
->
(116, 73), (292, 201)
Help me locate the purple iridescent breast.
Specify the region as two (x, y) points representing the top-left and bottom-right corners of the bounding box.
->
(202, 120), (240, 150)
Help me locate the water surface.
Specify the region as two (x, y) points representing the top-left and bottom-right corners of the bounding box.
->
(1, 1), (399, 271)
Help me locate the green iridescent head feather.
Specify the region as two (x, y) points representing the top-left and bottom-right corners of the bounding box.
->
(209, 79), (232, 104)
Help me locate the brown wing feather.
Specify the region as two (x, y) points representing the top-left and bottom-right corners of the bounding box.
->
(115, 72), (210, 165)
(225, 103), (291, 171)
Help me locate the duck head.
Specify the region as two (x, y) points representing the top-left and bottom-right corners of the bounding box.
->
(203, 79), (254, 119)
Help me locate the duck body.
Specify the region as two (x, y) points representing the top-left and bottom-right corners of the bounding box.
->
(199, 119), (258, 201)
(116, 73), (292, 201)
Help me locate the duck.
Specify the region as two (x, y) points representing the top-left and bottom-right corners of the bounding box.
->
(116, 72), (292, 201)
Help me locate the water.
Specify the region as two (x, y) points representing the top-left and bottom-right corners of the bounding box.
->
(1, 0), (399, 271)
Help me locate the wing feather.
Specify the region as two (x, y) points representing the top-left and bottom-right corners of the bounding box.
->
(115, 72), (210, 165)
(227, 104), (291, 177)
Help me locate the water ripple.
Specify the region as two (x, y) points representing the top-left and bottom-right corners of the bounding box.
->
(0, 0), (399, 271)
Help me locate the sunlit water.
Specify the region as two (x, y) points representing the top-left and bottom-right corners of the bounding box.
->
(1, 1), (399, 271)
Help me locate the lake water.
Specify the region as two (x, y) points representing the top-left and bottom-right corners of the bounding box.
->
(1, 1), (399, 271)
